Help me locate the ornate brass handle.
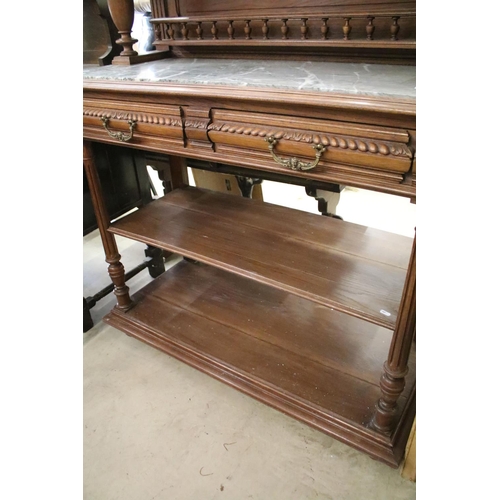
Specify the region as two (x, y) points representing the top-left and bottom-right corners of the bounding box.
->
(101, 117), (137, 142)
(265, 135), (326, 171)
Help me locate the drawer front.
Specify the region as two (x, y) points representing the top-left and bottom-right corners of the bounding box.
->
(83, 98), (184, 150)
(208, 109), (414, 181)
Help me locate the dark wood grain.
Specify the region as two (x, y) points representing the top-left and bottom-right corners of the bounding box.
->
(104, 259), (415, 466)
(150, 0), (415, 64)
(107, 0), (138, 59)
(84, 0), (417, 467)
(109, 186), (411, 329)
(83, 140), (132, 311)
(83, 75), (416, 199)
(180, 0), (416, 18)
(161, 186), (412, 268)
(372, 236), (416, 433)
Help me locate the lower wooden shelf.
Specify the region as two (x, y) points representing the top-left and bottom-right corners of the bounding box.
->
(104, 259), (415, 467)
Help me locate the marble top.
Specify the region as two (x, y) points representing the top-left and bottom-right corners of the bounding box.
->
(83, 59), (416, 99)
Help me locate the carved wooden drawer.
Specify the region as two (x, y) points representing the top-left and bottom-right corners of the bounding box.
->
(208, 109), (415, 195)
(83, 98), (184, 150)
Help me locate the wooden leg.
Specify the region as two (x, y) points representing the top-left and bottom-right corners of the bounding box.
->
(169, 154), (189, 189)
(144, 245), (166, 278)
(83, 140), (133, 311)
(235, 176), (263, 198)
(83, 297), (94, 332)
(305, 185), (344, 219)
(371, 235), (416, 433)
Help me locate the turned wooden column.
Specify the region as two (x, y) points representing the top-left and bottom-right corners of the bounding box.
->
(107, 0), (170, 65)
(83, 140), (133, 311)
(108, 0), (138, 63)
(94, 0), (122, 65)
(371, 235), (416, 433)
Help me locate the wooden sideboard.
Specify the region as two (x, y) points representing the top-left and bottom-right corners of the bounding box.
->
(83, 0), (416, 468)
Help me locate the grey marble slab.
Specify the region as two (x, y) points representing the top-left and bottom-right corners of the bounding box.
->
(83, 59), (415, 99)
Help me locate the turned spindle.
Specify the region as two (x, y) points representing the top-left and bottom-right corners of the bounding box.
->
(244, 20), (252, 39)
(343, 17), (352, 40)
(390, 16), (400, 40)
(211, 21), (219, 40)
(227, 20), (235, 39)
(167, 23), (174, 40)
(366, 16), (375, 40)
(300, 18), (309, 40)
(262, 19), (269, 40)
(281, 19), (289, 40)
(196, 22), (203, 40)
(154, 23), (161, 42)
(107, 0), (138, 58)
(321, 18), (329, 40)
(181, 22), (189, 40)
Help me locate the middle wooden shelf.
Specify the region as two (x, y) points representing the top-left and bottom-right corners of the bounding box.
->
(108, 186), (412, 329)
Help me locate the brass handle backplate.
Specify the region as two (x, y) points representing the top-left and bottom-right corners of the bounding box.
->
(101, 117), (137, 142)
(265, 135), (326, 171)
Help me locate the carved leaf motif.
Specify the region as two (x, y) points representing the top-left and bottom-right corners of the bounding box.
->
(207, 123), (222, 131)
(389, 145), (412, 158)
(185, 120), (209, 129)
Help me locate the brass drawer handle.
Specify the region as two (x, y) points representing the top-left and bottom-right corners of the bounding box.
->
(101, 117), (137, 142)
(265, 135), (326, 171)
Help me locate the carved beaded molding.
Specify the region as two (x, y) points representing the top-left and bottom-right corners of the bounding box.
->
(207, 123), (412, 158)
(83, 107), (183, 127)
(84, 108), (412, 159)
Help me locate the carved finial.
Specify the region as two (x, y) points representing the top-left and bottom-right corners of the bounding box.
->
(107, 0), (138, 57)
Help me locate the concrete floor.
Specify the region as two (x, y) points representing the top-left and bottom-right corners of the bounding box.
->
(83, 176), (416, 499)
